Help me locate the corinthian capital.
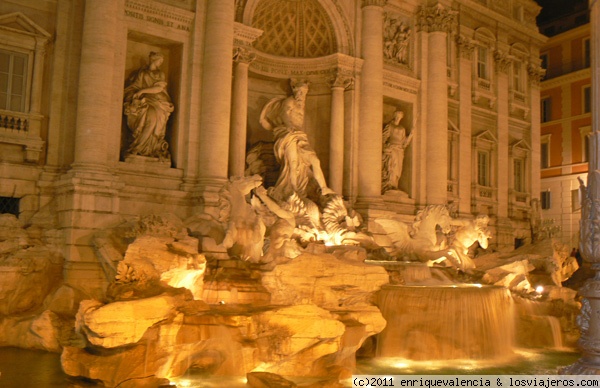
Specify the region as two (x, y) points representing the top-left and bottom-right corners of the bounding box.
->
(527, 63), (546, 85)
(456, 35), (475, 59)
(329, 72), (354, 90)
(233, 47), (256, 64)
(362, 0), (387, 8)
(493, 50), (511, 73)
(417, 3), (457, 33)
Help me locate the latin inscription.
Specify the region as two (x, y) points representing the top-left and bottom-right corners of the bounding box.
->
(124, 9), (191, 32)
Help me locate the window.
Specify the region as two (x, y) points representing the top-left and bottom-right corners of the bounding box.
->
(512, 61), (524, 92)
(0, 49), (28, 112)
(540, 53), (548, 70)
(0, 197), (19, 216)
(584, 86), (591, 114)
(584, 38), (591, 68)
(541, 191), (551, 210)
(580, 127), (591, 162)
(514, 158), (525, 192)
(541, 142), (549, 168)
(477, 150), (490, 186)
(572, 189), (581, 212)
(541, 97), (552, 122)
(477, 46), (489, 80)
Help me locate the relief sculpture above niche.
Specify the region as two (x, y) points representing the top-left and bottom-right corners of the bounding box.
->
(383, 12), (412, 67)
(122, 51), (174, 165)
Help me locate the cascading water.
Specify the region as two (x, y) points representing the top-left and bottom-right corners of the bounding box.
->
(376, 284), (515, 361)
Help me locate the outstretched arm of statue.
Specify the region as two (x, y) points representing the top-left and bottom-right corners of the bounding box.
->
(254, 186), (295, 226)
(133, 81), (167, 99)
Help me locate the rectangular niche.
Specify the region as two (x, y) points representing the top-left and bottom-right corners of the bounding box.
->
(383, 98), (414, 197)
(122, 31), (183, 168)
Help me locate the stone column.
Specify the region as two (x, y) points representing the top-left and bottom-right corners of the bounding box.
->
(329, 72), (352, 194)
(72, 0), (119, 171)
(229, 47), (255, 178)
(528, 63), (544, 202)
(494, 49), (513, 252)
(228, 23), (262, 178)
(60, 0), (123, 296)
(418, 3), (455, 205)
(457, 35), (475, 217)
(198, 0), (235, 197)
(561, 0), (600, 375)
(357, 0), (386, 203)
(495, 50), (510, 218)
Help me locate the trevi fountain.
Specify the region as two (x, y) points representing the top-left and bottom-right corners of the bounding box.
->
(0, 78), (587, 387)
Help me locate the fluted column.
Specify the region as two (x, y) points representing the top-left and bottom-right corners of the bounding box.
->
(198, 0), (235, 187)
(495, 50), (511, 219)
(73, 0), (120, 170)
(418, 3), (456, 205)
(357, 0), (386, 203)
(229, 47), (255, 178)
(528, 62), (544, 202)
(457, 35), (475, 216)
(329, 73), (352, 194)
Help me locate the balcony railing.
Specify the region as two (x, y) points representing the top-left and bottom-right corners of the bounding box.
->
(0, 111), (29, 134)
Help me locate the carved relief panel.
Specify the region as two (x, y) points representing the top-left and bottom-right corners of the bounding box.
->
(384, 12), (412, 68)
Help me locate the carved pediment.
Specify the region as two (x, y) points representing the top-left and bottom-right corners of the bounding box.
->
(0, 12), (51, 38)
(510, 138), (531, 152)
(472, 129), (497, 144)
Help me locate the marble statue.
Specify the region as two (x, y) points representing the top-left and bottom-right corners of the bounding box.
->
(259, 79), (335, 202)
(382, 110), (413, 193)
(374, 205), (453, 259)
(123, 51), (174, 161)
(446, 215), (491, 270)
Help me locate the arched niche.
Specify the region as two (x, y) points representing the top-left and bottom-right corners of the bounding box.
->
(242, 0), (353, 56)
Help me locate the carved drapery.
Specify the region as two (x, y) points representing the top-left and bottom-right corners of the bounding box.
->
(417, 3), (457, 33)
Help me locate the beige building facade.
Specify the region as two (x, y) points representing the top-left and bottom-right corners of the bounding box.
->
(0, 0), (545, 293)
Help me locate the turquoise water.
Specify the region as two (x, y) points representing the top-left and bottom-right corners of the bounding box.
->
(0, 347), (582, 387)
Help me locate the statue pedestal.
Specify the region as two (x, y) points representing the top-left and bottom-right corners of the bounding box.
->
(124, 154), (171, 167)
(382, 190), (416, 215)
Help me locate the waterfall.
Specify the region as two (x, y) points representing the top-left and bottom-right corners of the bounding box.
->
(376, 285), (515, 360)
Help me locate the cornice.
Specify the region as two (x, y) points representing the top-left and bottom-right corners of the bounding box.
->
(383, 68), (420, 95)
(362, 0), (387, 8)
(540, 68), (590, 89)
(250, 52), (364, 79)
(455, 0), (547, 45)
(234, 22), (263, 47)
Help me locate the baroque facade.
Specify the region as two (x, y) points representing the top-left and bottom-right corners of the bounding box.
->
(0, 0), (545, 294)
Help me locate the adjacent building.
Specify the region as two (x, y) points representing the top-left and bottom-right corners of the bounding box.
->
(538, 0), (590, 247)
(0, 0), (545, 294)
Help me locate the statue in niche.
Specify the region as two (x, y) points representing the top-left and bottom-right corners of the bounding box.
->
(123, 51), (174, 161)
(259, 79), (335, 202)
(382, 110), (413, 193)
(384, 14), (411, 65)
